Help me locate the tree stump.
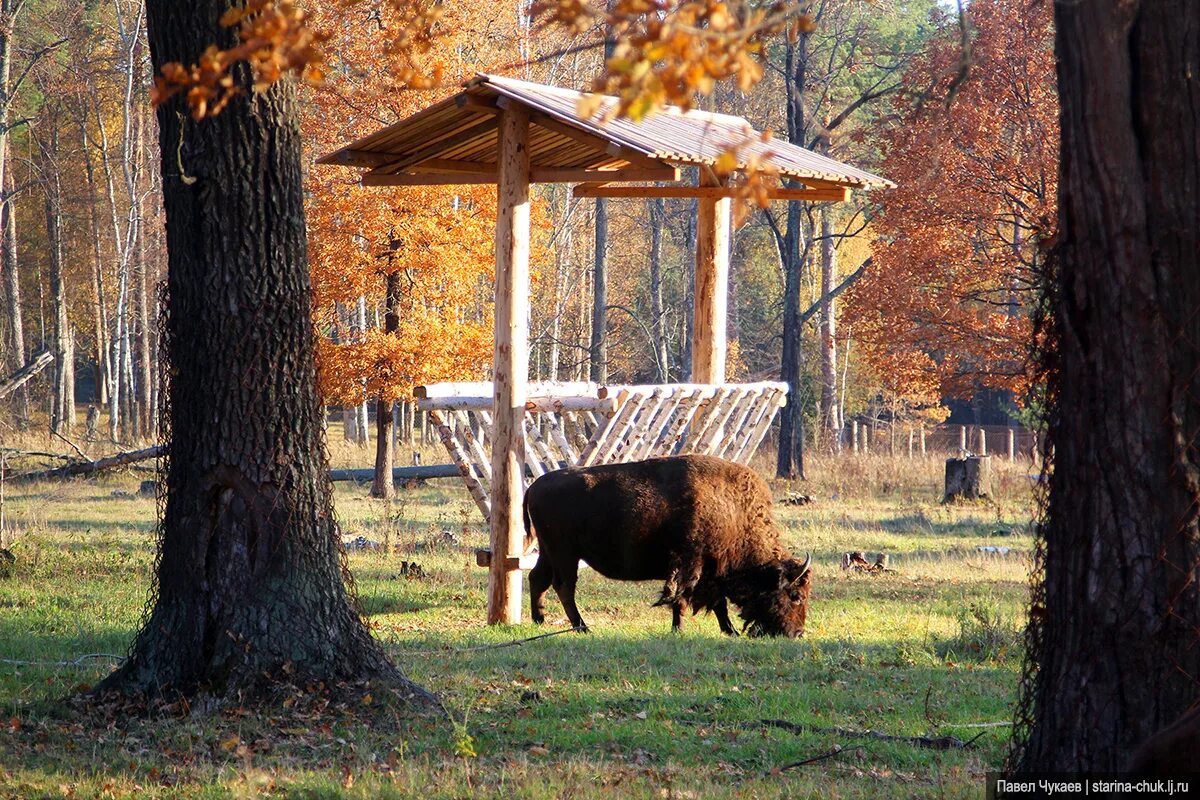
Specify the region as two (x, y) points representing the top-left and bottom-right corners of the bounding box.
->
(943, 456), (992, 501)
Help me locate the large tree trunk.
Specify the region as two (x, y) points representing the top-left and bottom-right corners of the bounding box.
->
(101, 0), (431, 703)
(1015, 0), (1200, 772)
(371, 271), (402, 499)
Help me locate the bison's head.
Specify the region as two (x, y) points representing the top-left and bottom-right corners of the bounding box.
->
(737, 554), (812, 638)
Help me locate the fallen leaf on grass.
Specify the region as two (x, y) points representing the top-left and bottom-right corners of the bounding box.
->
(528, 745), (550, 756)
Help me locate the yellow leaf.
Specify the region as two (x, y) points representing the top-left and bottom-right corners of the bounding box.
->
(220, 735), (240, 752)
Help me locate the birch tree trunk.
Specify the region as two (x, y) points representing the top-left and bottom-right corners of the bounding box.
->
(354, 295), (369, 445)
(44, 143), (71, 435)
(819, 206), (840, 451)
(648, 197), (669, 382)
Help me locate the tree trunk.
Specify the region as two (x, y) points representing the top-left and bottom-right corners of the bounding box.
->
(648, 198), (669, 382)
(589, 197), (608, 383)
(371, 271), (401, 499)
(1016, 0), (1200, 772)
(2, 168), (22, 379)
(680, 200), (696, 380)
(776, 31), (812, 480)
(101, 0), (430, 704)
(588, 11), (616, 384)
(942, 456), (991, 502)
(135, 105), (154, 438)
(45, 146), (72, 436)
(80, 120), (112, 408)
(819, 206), (840, 451)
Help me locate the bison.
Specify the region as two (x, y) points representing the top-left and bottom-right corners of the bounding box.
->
(522, 454), (812, 637)
(1127, 704), (1200, 775)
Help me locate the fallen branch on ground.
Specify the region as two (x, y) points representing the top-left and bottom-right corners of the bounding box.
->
(0, 448), (75, 462)
(11, 445), (164, 484)
(1, 653), (123, 668)
(774, 745), (845, 771)
(761, 719), (977, 750)
(0, 351), (53, 399)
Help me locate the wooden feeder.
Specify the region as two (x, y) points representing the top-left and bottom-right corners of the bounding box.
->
(319, 74), (892, 626)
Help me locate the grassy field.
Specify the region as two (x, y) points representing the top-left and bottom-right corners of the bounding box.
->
(0, 439), (1036, 799)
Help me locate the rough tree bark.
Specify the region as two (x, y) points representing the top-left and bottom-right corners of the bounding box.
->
(776, 29), (811, 480)
(100, 0), (432, 704)
(371, 271), (402, 500)
(1016, 0), (1200, 772)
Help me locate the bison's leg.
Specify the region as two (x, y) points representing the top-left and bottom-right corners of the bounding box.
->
(672, 600), (687, 633)
(529, 555), (553, 625)
(713, 598), (739, 637)
(551, 558), (589, 633)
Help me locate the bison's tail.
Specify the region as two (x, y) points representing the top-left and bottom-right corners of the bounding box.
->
(521, 493), (536, 554)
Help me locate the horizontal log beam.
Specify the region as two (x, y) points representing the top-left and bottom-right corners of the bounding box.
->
(474, 549), (542, 571)
(328, 464), (461, 482)
(362, 165), (681, 187)
(535, 165), (679, 183)
(416, 396), (618, 413)
(455, 94), (502, 114)
(324, 149), (401, 168)
(362, 172), (497, 186)
(573, 184), (852, 202)
(416, 381), (605, 399)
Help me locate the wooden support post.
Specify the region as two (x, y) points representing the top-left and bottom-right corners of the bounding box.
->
(1008, 428), (1015, 462)
(690, 178), (732, 383)
(978, 427), (987, 456)
(908, 427), (914, 458)
(920, 425), (927, 456)
(959, 424), (967, 453)
(488, 106), (531, 626)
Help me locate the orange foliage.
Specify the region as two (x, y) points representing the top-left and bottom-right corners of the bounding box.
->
(845, 0), (1056, 400)
(532, 0), (804, 121)
(302, 2), (518, 405)
(153, 0), (327, 118)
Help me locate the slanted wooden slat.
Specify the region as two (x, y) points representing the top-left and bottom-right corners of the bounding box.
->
(429, 410), (491, 522)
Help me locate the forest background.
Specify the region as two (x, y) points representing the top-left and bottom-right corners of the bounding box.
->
(0, 0), (1054, 458)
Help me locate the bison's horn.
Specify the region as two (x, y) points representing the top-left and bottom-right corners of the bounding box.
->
(797, 552), (812, 577)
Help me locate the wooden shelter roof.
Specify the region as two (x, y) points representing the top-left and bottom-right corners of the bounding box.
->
(317, 74), (894, 192)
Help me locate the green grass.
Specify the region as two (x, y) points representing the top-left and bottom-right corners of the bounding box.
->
(0, 448), (1035, 798)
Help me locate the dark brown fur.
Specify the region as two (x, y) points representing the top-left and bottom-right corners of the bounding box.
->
(1127, 704), (1200, 775)
(522, 455), (812, 636)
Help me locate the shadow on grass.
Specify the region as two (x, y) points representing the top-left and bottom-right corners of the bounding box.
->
(0, 623), (1019, 798)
